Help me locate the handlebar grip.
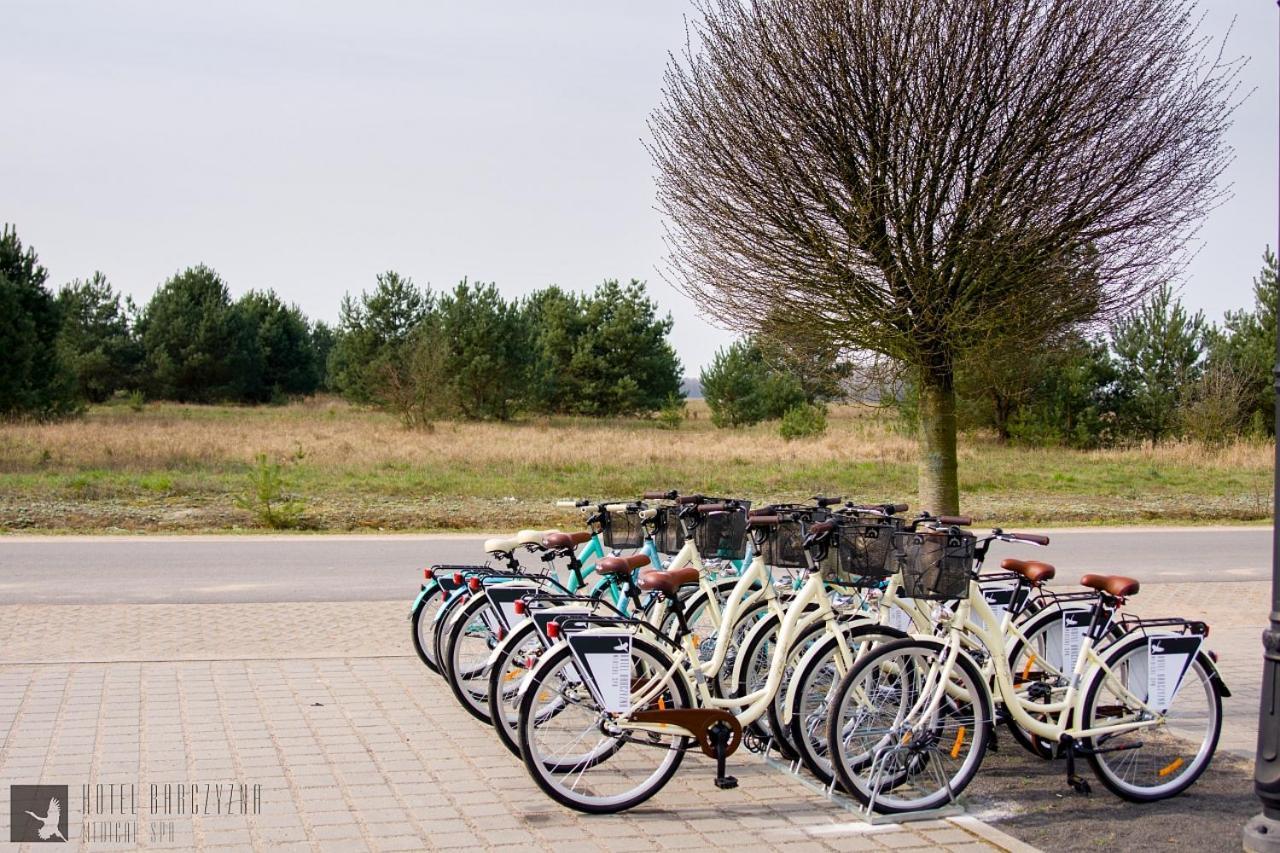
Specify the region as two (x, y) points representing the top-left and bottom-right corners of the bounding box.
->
(555, 500), (578, 507)
(889, 503), (909, 513)
(747, 515), (781, 528)
(809, 520), (836, 535)
(696, 503), (728, 514)
(814, 495), (844, 508)
(1008, 533), (1050, 546)
(643, 490), (672, 500)
(937, 515), (972, 526)
(676, 495), (704, 505)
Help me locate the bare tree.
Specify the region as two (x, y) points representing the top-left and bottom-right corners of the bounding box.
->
(650, 0), (1240, 512)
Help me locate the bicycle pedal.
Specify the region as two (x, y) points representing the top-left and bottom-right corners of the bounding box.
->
(714, 775), (739, 790)
(1068, 775), (1091, 795)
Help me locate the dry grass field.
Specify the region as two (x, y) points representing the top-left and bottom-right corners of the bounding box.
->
(0, 397), (1271, 533)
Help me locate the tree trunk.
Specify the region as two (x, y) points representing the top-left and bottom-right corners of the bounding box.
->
(918, 374), (961, 515)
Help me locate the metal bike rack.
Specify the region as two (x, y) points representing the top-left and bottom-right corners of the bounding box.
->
(759, 741), (964, 826)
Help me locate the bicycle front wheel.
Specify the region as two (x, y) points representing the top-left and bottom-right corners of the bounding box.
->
(518, 636), (693, 814)
(827, 637), (991, 813)
(1081, 635), (1221, 801)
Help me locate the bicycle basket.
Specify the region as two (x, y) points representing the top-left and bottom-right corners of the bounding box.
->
(601, 508), (643, 550)
(893, 528), (977, 600)
(820, 516), (903, 585)
(653, 506), (685, 555)
(694, 500), (752, 561)
(757, 505), (830, 569)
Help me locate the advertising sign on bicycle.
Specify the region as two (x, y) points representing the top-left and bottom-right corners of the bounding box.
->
(567, 632), (633, 713)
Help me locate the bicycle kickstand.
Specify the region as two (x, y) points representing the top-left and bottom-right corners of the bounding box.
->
(708, 722), (738, 790)
(1062, 738), (1091, 796)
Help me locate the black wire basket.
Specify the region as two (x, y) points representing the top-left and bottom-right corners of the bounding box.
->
(757, 505), (831, 569)
(601, 508), (644, 550)
(694, 500), (752, 561)
(652, 506), (686, 555)
(818, 516), (902, 585)
(893, 528), (977, 600)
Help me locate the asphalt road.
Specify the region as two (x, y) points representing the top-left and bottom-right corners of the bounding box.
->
(0, 526), (1269, 604)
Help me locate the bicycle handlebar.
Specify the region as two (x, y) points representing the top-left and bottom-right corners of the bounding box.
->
(935, 515), (972, 526)
(1002, 532), (1050, 546)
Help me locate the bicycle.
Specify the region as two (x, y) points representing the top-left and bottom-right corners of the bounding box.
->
(824, 525), (1230, 813)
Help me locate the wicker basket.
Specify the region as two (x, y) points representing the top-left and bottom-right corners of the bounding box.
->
(818, 517), (902, 585)
(652, 506), (686, 555)
(757, 505), (831, 569)
(893, 528), (977, 600)
(601, 508), (643, 550)
(694, 501), (752, 561)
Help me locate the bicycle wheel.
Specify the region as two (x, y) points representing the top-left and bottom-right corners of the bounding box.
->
(518, 635), (693, 814)
(786, 623), (903, 785)
(764, 619), (841, 761)
(730, 609), (820, 759)
(1081, 635), (1221, 801)
(410, 582), (447, 674)
(828, 637), (991, 813)
(432, 589), (474, 680)
(488, 620), (545, 757)
(444, 592), (504, 722)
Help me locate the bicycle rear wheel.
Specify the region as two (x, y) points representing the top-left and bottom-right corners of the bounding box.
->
(518, 636), (692, 814)
(444, 592), (504, 722)
(488, 620), (545, 757)
(1082, 635), (1221, 801)
(827, 637), (990, 813)
(411, 582), (448, 674)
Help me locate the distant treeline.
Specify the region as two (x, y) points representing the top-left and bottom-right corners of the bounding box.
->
(0, 224), (681, 423)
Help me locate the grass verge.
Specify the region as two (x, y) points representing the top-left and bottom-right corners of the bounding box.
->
(0, 397), (1272, 533)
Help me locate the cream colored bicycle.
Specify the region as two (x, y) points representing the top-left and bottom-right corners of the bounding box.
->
(825, 525), (1228, 813)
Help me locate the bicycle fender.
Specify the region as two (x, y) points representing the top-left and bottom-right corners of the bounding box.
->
(409, 580), (439, 619)
(1203, 651), (1231, 698)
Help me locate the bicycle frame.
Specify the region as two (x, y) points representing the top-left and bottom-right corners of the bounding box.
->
(908, 586), (1166, 746)
(622, 570), (848, 737)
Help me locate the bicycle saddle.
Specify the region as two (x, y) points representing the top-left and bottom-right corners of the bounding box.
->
(597, 553), (651, 576)
(1001, 558), (1055, 584)
(638, 566), (700, 596)
(1079, 573), (1139, 597)
(543, 531), (592, 551)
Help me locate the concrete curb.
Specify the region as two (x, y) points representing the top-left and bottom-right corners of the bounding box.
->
(950, 816), (1043, 852)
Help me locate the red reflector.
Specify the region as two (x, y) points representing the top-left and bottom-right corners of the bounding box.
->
(514, 600), (526, 615)
(424, 568), (434, 580)
(496, 628), (506, 641)
(468, 576), (481, 592)
(1208, 649), (1219, 663)
(453, 572), (464, 585)
(547, 622), (561, 639)
(525, 655), (537, 669)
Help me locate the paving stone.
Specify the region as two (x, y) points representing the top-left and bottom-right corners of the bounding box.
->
(0, 600), (1026, 852)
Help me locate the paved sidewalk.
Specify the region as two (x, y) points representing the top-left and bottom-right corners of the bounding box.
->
(0, 602), (1033, 852)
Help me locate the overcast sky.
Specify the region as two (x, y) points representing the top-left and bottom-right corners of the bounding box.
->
(2, 2), (1275, 373)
